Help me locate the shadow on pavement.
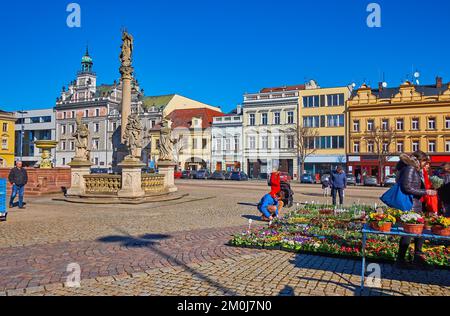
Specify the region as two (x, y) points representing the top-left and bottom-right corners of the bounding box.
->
(97, 228), (237, 296)
(241, 215), (264, 222)
(289, 254), (450, 295)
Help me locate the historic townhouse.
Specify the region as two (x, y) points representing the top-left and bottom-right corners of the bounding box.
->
(298, 84), (353, 176)
(0, 110), (16, 167)
(211, 106), (244, 172)
(242, 85), (302, 179)
(347, 78), (450, 183)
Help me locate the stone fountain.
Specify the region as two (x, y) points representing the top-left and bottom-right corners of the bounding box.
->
(34, 140), (58, 168)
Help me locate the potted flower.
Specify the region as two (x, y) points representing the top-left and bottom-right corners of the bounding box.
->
(430, 216), (450, 236)
(367, 212), (396, 232)
(386, 208), (404, 224)
(400, 212), (425, 235)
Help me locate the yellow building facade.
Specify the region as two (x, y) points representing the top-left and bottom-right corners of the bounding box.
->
(0, 110), (16, 167)
(298, 85), (353, 175)
(347, 80), (450, 182)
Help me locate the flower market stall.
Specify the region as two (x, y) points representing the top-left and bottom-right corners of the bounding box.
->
(230, 203), (450, 272)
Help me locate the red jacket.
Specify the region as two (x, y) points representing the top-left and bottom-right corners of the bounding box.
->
(421, 168), (438, 213)
(270, 172), (281, 197)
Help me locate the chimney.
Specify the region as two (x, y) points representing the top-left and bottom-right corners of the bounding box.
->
(436, 76), (443, 88)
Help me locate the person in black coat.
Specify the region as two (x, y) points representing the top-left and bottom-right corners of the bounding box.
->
(8, 161), (28, 209)
(439, 163), (450, 217)
(395, 151), (437, 269)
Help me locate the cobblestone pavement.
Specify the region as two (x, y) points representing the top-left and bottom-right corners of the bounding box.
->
(1, 181), (448, 296)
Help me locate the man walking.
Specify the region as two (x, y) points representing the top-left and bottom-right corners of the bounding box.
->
(8, 161), (28, 209)
(330, 166), (347, 206)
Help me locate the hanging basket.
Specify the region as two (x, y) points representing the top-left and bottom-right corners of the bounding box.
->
(370, 221), (392, 232)
(402, 223), (424, 235)
(431, 225), (450, 236)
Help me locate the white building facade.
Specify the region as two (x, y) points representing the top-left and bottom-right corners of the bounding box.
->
(211, 109), (243, 172)
(14, 108), (56, 167)
(242, 86), (301, 180)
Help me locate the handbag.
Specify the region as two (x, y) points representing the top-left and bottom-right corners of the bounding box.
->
(380, 183), (413, 211)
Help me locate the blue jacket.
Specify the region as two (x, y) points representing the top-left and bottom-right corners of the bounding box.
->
(330, 171), (347, 189)
(258, 194), (279, 218)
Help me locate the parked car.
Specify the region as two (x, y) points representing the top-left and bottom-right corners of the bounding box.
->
(181, 170), (193, 179)
(346, 174), (357, 186)
(364, 176), (379, 187)
(384, 175), (397, 187)
(91, 168), (109, 174)
(194, 170), (211, 179)
(174, 171), (183, 179)
(279, 172), (292, 183)
(210, 171), (226, 180)
(300, 173), (315, 184)
(230, 171), (249, 181)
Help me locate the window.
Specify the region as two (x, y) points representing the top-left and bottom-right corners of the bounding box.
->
(61, 141), (66, 151)
(225, 139), (231, 151)
(287, 135), (295, 149)
(327, 115), (344, 127)
(249, 136), (256, 150)
(234, 136), (239, 152)
(397, 141), (404, 153)
(412, 141), (420, 152)
(446, 117), (450, 129)
(303, 95), (322, 108)
(383, 142), (389, 152)
(2, 123), (7, 132)
(412, 118), (420, 130)
(274, 112), (281, 125)
(428, 118), (436, 130)
(319, 136), (345, 149)
(71, 111), (75, 119)
(446, 140), (450, 153)
(216, 138), (222, 152)
(63, 112), (67, 119)
(70, 141), (75, 151)
(42, 116), (51, 123)
(261, 136), (268, 149)
(111, 122), (117, 131)
(92, 139), (99, 150)
(353, 142), (360, 153)
(396, 119), (404, 131)
(31, 117), (40, 124)
(261, 113), (268, 125)
(249, 114), (255, 126)
(428, 141), (436, 153)
(95, 109), (100, 117)
(303, 116), (319, 128)
(367, 120), (374, 131)
(62, 158), (66, 165)
(367, 141), (374, 152)
(287, 112), (294, 124)
(353, 120), (360, 132)
(202, 139), (207, 149)
(61, 125), (66, 135)
(2, 138), (7, 150)
(94, 123), (100, 133)
(327, 93), (345, 106)
(95, 157), (99, 166)
(84, 110), (89, 117)
(273, 136), (281, 149)
(381, 119), (389, 131)
(70, 124), (75, 134)
(192, 138), (198, 150)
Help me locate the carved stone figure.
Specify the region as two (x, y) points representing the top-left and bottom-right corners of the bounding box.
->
(123, 113), (143, 160)
(120, 31), (134, 67)
(73, 116), (90, 161)
(159, 119), (176, 162)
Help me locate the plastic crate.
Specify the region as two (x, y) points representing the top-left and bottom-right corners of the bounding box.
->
(0, 179), (6, 214)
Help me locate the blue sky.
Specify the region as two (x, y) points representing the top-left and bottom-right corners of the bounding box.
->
(1, 0), (449, 112)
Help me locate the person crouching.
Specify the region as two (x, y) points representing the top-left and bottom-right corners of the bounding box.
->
(258, 191), (285, 222)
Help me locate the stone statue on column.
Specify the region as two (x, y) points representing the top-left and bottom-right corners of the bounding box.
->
(123, 113), (143, 161)
(73, 116), (90, 162)
(159, 119), (176, 162)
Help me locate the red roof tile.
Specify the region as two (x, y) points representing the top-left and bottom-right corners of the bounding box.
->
(260, 84), (306, 93)
(168, 108), (224, 129)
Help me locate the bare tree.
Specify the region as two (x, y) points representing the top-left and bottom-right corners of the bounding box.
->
(295, 125), (320, 176)
(365, 126), (397, 185)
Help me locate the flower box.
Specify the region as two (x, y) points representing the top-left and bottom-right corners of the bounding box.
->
(370, 221), (392, 232)
(431, 225), (450, 237)
(402, 223), (424, 235)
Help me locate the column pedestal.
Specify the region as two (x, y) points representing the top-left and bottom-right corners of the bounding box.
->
(67, 160), (93, 196)
(158, 161), (178, 193)
(118, 159), (146, 198)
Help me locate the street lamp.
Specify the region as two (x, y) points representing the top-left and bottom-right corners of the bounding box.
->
(17, 110), (28, 162)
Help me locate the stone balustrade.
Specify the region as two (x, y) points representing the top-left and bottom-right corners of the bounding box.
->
(141, 174), (165, 192)
(84, 174), (122, 195)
